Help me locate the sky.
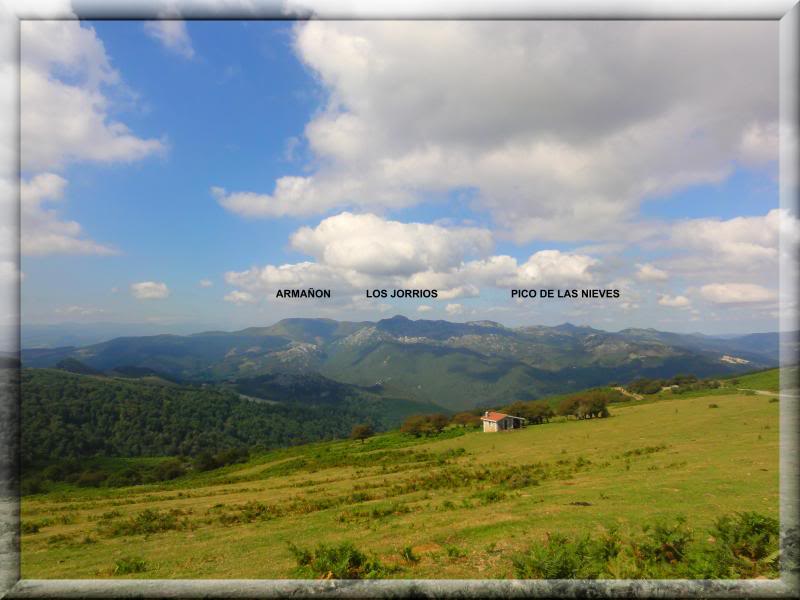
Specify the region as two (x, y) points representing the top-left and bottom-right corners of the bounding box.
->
(11, 18), (799, 337)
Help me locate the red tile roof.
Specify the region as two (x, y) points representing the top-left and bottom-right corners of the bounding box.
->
(482, 411), (511, 422)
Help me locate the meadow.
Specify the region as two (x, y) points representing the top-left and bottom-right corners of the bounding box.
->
(20, 383), (780, 579)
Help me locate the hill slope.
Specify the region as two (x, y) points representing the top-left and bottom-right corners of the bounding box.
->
(20, 369), (440, 465)
(21, 317), (780, 411)
(20, 387), (779, 579)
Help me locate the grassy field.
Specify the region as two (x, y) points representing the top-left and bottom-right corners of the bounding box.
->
(719, 366), (792, 394)
(21, 388), (779, 579)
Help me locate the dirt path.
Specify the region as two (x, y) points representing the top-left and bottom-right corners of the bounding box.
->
(613, 386), (643, 401)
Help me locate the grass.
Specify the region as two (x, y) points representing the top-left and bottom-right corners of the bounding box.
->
(720, 367), (787, 394)
(20, 390), (778, 579)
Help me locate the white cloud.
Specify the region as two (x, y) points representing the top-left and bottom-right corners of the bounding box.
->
(515, 250), (597, 286)
(670, 209), (794, 267)
(445, 303), (464, 316)
(635, 263), (668, 282)
(215, 21), (777, 243)
(658, 294), (691, 308)
(199, 279), (213, 288)
(417, 304), (432, 313)
(55, 305), (105, 316)
(143, 20), (195, 59)
(224, 290), (256, 305)
(131, 281), (169, 300)
(224, 213), (602, 301)
(21, 173), (116, 255)
(699, 283), (776, 305)
(290, 212), (492, 276)
(21, 20), (165, 172)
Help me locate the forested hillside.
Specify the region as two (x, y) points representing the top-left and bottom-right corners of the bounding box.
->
(20, 369), (437, 465)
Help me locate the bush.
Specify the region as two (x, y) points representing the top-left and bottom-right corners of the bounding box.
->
(687, 512), (780, 578)
(76, 470), (107, 488)
(708, 403), (719, 409)
(100, 508), (190, 537)
(626, 378), (664, 395)
(153, 459), (187, 481)
(400, 414), (450, 437)
(450, 412), (481, 428)
(113, 556), (148, 575)
(288, 542), (391, 579)
(106, 468), (142, 488)
(512, 512), (779, 580)
(513, 533), (602, 578)
(21, 521), (40, 534)
(21, 477), (46, 496)
(400, 546), (419, 564)
(350, 423), (374, 443)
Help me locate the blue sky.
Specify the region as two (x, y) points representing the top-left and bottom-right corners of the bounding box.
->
(18, 19), (794, 338)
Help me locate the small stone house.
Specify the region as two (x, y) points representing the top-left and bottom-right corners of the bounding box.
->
(481, 411), (527, 432)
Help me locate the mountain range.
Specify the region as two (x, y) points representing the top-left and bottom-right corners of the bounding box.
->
(21, 316), (783, 412)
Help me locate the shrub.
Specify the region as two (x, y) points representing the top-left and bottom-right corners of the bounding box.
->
(450, 412), (481, 428)
(288, 542), (391, 579)
(20, 521), (40, 534)
(153, 459), (186, 481)
(400, 546), (419, 564)
(513, 533), (602, 578)
(106, 468), (142, 488)
(768, 397), (779, 403)
(350, 423), (374, 443)
(100, 508), (190, 537)
(400, 414), (449, 437)
(708, 403), (719, 409)
(688, 512), (780, 578)
(113, 556), (148, 575)
(21, 477), (46, 496)
(76, 470), (107, 488)
(638, 516), (693, 565)
(446, 545), (467, 558)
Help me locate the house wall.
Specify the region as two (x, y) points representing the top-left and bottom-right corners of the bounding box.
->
(482, 420), (498, 432)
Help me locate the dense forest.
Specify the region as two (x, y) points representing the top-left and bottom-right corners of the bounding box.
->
(20, 369), (432, 466)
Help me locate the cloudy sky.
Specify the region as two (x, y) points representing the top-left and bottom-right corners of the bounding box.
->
(15, 19), (797, 335)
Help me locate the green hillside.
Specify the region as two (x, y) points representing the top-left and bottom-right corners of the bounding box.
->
(721, 367), (787, 393)
(21, 317), (777, 412)
(21, 387), (778, 579)
(20, 369), (440, 464)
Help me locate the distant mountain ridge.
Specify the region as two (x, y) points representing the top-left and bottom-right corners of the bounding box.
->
(21, 316), (784, 411)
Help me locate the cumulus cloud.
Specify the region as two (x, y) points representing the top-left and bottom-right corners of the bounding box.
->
(21, 173), (116, 255)
(636, 263), (668, 282)
(671, 209), (794, 267)
(658, 294), (691, 308)
(224, 290), (256, 305)
(131, 281), (169, 300)
(143, 20), (195, 59)
(224, 213), (603, 301)
(445, 303), (464, 316)
(16, 20), (165, 258)
(699, 283), (776, 305)
(215, 21), (777, 243)
(21, 20), (165, 172)
(417, 305), (432, 313)
(290, 212), (492, 276)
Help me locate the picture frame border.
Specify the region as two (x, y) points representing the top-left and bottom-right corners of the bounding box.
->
(2, 1), (798, 597)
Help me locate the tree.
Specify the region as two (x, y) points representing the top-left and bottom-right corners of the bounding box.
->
(350, 423), (374, 443)
(428, 413), (449, 434)
(451, 412), (481, 428)
(400, 415), (428, 437)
